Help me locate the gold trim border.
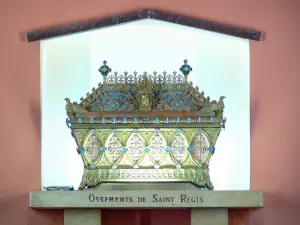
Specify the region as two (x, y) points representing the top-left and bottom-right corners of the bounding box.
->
(80, 168), (213, 190)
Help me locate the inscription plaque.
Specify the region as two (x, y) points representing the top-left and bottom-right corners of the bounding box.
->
(88, 193), (204, 204)
(29, 190), (263, 208)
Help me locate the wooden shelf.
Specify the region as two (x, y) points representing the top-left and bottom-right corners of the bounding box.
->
(29, 190), (263, 209)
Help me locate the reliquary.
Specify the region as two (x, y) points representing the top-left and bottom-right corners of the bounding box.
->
(65, 60), (226, 190)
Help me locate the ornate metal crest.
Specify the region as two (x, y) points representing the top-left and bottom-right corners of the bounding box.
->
(65, 60), (226, 190)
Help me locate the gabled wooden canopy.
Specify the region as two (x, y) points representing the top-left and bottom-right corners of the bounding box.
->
(25, 9), (262, 42)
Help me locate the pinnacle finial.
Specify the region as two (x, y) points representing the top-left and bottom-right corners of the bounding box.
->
(98, 60), (112, 80)
(180, 59), (192, 80)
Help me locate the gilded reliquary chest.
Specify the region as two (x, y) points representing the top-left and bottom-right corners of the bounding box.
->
(65, 60), (226, 190)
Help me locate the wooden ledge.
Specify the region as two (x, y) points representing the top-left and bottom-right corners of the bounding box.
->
(29, 190), (263, 209)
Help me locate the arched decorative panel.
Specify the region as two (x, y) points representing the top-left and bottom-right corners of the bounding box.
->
(106, 133), (123, 164)
(84, 133), (102, 163)
(127, 133), (145, 164)
(149, 133), (166, 163)
(170, 133), (188, 163)
(191, 129), (210, 162)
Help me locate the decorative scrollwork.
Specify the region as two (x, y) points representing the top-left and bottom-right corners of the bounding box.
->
(90, 90), (136, 112)
(107, 71), (185, 85)
(85, 134), (101, 162)
(107, 134), (122, 163)
(128, 134), (144, 162)
(149, 134), (165, 162)
(67, 60), (226, 118)
(83, 168), (211, 189)
(156, 90), (202, 111)
(170, 134), (186, 162)
(191, 130), (209, 162)
(85, 170), (99, 186)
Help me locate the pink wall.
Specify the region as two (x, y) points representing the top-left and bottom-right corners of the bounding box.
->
(0, 0), (299, 224)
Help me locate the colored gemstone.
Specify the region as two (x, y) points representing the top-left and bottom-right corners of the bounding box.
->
(187, 117), (192, 123)
(65, 118), (71, 128)
(79, 147), (86, 153)
(176, 117), (181, 123)
(154, 117), (159, 123)
(207, 146), (215, 152)
(112, 129), (117, 133)
(101, 146), (107, 152)
(133, 129), (139, 133)
(177, 128), (182, 133)
(144, 147), (150, 153)
(122, 147), (128, 153)
(111, 118), (117, 123)
(91, 129), (96, 134)
(197, 117), (203, 122)
(155, 128), (160, 134)
(210, 117), (214, 122)
(187, 146), (194, 152)
(91, 164), (96, 169)
(89, 118), (94, 123)
(164, 146), (171, 152)
(197, 164), (202, 168)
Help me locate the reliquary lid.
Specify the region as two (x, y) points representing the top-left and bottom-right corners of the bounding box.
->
(65, 60), (226, 129)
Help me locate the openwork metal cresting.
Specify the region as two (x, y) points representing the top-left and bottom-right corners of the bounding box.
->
(65, 60), (226, 190)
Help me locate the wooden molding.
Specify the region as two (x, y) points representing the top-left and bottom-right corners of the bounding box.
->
(25, 9), (262, 42)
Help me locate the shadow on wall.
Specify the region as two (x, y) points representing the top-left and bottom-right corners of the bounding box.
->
(250, 98), (260, 135)
(30, 100), (41, 140)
